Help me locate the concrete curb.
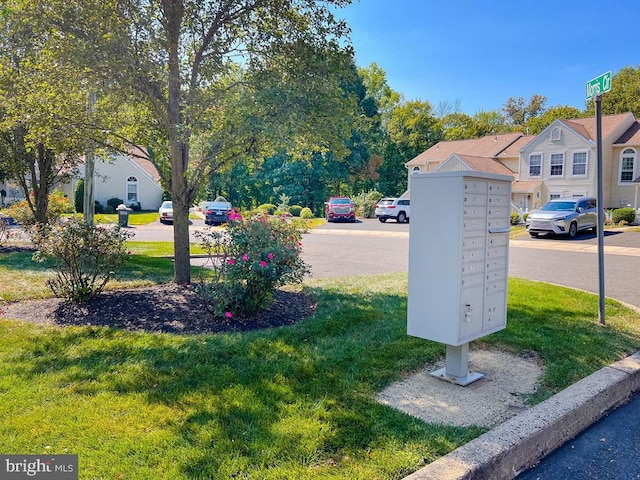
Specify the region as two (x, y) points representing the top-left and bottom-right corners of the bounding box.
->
(403, 351), (640, 480)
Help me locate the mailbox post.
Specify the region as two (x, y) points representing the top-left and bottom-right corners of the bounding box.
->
(407, 171), (513, 385)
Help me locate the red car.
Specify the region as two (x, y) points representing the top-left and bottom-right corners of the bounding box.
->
(325, 197), (356, 223)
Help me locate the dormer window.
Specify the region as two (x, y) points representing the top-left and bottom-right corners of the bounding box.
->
(551, 127), (562, 142)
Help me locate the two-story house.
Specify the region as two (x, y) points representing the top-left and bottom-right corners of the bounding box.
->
(405, 112), (640, 212)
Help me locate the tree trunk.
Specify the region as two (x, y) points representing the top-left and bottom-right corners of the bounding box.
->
(171, 142), (192, 285)
(165, 0), (191, 285)
(33, 143), (50, 225)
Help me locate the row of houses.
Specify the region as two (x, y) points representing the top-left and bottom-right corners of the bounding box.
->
(405, 112), (640, 212)
(2, 112), (640, 213)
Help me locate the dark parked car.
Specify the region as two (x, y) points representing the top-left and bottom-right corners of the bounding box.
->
(204, 196), (233, 226)
(325, 196), (356, 223)
(526, 197), (597, 238)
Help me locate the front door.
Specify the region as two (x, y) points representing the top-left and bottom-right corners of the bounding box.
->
(514, 194), (529, 212)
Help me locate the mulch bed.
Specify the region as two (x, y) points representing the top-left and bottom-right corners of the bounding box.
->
(0, 283), (316, 335)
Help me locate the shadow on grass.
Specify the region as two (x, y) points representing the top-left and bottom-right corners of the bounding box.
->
(7, 276), (640, 477)
(10, 285), (477, 477)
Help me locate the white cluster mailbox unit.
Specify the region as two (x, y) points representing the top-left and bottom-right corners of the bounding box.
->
(407, 171), (513, 385)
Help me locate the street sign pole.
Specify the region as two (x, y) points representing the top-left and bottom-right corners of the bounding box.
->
(586, 71), (610, 325)
(595, 94), (605, 325)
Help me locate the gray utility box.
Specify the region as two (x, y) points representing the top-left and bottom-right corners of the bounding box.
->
(407, 171), (513, 384)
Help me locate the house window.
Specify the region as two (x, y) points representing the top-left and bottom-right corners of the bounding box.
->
(529, 153), (542, 177)
(550, 153), (564, 177)
(412, 166), (421, 174)
(126, 176), (138, 203)
(572, 151), (587, 176)
(619, 148), (637, 183)
(549, 192), (562, 200)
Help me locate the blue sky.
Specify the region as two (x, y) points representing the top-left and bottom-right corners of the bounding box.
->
(335, 0), (640, 115)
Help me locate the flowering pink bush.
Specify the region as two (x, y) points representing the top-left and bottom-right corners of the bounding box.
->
(195, 213), (309, 319)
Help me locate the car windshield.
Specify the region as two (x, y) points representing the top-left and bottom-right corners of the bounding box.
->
(331, 198), (350, 204)
(213, 196), (227, 203)
(379, 199), (395, 205)
(541, 201), (576, 212)
(161, 201), (172, 209)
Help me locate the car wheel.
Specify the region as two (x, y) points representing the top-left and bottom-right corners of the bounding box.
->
(568, 222), (578, 238)
(379, 218), (387, 223)
(159, 219), (165, 224)
(529, 232), (539, 237)
(397, 212), (407, 223)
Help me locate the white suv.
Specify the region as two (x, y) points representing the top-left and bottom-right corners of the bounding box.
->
(375, 198), (410, 223)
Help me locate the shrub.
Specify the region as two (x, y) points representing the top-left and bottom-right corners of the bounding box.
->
(510, 212), (521, 225)
(523, 212), (529, 222)
(300, 207), (314, 219)
(353, 189), (383, 218)
(94, 201), (105, 214)
(107, 197), (124, 213)
(289, 205), (303, 217)
(74, 179), (85, 213)
(32, 217), (133, 302)
(50, 190), (75, 215)
(257, 203), (276, 215)
(128, 201), (141, 212)
(612, 207), (636, 225)
(195, 212), (309, 319)
(5, 190), (73, 228)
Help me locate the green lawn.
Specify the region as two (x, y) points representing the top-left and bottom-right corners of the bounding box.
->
(0, 262), (639, 478)
(93, 211), (203, 225)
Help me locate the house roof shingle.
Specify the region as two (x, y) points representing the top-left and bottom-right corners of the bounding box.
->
(511, 180), (542, 193)
(405, 132), (523, 167)
(450, 154), (516, 177)
(560, 113), (633, 142)
(496, 135), (536, 158)
(614, 121), (640, 145)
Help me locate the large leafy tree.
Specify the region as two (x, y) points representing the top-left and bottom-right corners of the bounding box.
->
(386, 100), (443, 161)
(503, 94), (547, 128)
(585, 66), (640, 117)
(0, 1), (90, 224)
(43, 0), (355, 284)
(525, 105), (585, 135)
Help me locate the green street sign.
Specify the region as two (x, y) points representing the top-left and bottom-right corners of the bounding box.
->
(586, 71), (612, 100)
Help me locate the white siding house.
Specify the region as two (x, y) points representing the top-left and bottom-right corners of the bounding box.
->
(62, 152), (164, 211)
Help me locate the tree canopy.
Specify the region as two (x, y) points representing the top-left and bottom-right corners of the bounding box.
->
(34, 0), (358, 284)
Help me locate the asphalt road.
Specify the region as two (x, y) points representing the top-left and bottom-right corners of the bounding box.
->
(303, 220), (640, 309)
(132, 217), (640, 309)
(517, 392), (640, 480)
